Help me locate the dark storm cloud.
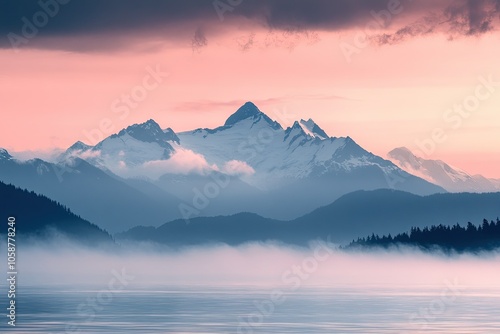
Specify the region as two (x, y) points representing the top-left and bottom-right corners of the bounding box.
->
(373, 0), (500, 44)
(0, 0), (498, 51)
(452, 0), (499, 35)
(0, 0), (397, 37)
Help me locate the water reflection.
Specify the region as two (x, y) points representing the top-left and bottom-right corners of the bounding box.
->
(3, 285), (499, 333)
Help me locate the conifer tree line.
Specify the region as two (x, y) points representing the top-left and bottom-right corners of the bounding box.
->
(349, 218), (500, 252)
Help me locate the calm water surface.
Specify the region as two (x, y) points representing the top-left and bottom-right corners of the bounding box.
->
(2, 285), (499, 333)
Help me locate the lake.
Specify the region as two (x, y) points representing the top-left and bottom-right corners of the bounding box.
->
(3, 285), (500, 333)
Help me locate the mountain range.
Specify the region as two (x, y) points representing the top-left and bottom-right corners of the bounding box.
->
(0, 149), (183, 232)
(2, 102), (499, 236)
(116, 189), (500, 246)
(55, 102), (443, 224)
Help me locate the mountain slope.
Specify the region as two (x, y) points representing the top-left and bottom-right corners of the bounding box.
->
(298, 118), (329, 140)
(61, 119), (177, 178)
(388, 147), (499, 192)
(0, 150), (183, 232)
(116, 189), (500, 246)
(116, 212), (288, 247)
(0, 181), (112, 245)
(294, 189), (500, 242)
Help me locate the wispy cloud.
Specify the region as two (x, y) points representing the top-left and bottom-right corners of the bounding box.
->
(192, 26), (208, 53)
(222, 160), (255, 176)
(372, 0), (500, 45)
(141, 148), (217, 177)
(172, 94), (356, 113)
(8, 148), (64, 162)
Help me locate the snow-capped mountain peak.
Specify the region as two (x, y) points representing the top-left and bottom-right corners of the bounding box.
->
(42, 101), (445, 222)
(163, 127), (180, 144)
(106, 119), (173, 149)
(176, 102), (432, 193)
(58, 140), (94, 162)
(224, 102), (282, 130)
(284, 121), (311, 144)
(298, 118), (329, 140)
(0, 148), (12, 160)
(388, 147), (499, 192)
(388, 147), (469, 179)
(388, 147), (420, 169)
(53, 102), (443, 201)
(68, 141), (92, 152)
(58, 119), (183, 176)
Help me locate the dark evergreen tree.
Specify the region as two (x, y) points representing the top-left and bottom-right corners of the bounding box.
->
(0, 181), (113, 245)
(347, 219), (500, 253)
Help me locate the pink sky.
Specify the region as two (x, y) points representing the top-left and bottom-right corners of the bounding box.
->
(1, 1), (499, 178)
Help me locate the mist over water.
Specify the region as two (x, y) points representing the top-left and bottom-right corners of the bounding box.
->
(2, 240), (500, 333)
(7, 240), (500, 287)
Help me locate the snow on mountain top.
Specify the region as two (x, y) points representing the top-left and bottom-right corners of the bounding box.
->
(163, 127), (180, 144)
(390, 147), (412, 155)
(118, 119), (163, 137)
(388, 147), (417, 160)
(224, 102), (282, 130)
(224, 102), (260, 125)
(284, 121), (311, 146)
(388, 147), (499, 192)
(100, 119), (174, 150)
(51, 102), (419, 192)
(298, 118), (329, 140)
(0, 148), (12, 160)
(93, 132), (174, 172)
(177, 106), (382, 189)
(68, 141), (92, 151)
(388, 147), (421, 169)
(389, 147), (468, 176)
